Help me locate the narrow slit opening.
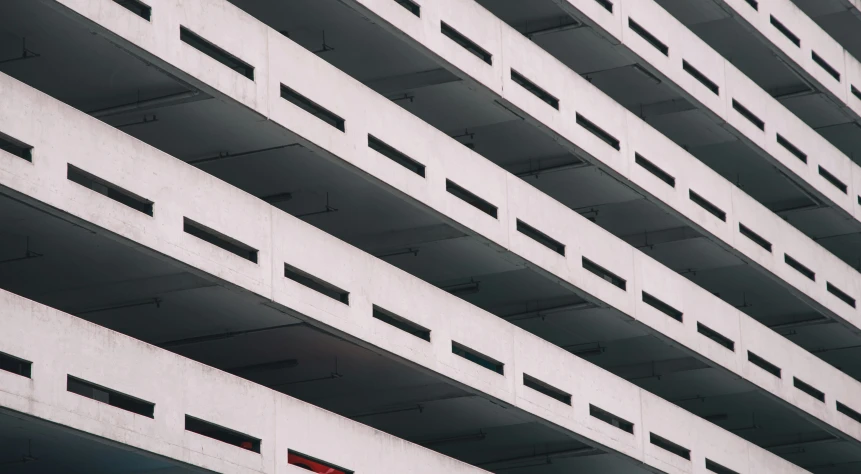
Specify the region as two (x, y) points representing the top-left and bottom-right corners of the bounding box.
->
(837, 401), (861, 424)
(770, 15), (800, 47)
(284, 263), (350, 304)
(738, 223), (772, 252)
(452, 342), (504, 375)
(440, 22), (492, 65)
(368, 135), (425, 177)
(812, 51), (840, 81)
(446, 180), (497, 218)
(689, 190), (726, 221)
(511, 70), (559, 109)
(776, 134), (807, 163)
(67, 165), (154, 216)
(180, 26), (254, 80)
(590, 404), (634, 433)
(523, 374), (571, 405)
(281, 85), (345, 131)
(784, 253), (815, 281)
(818, 165), (847, 193)
(595, 0), (613, 13)
(576, 113), (620, 150)
(642, 292), (683, 322)
(682, 60), (719, 95)
(852, 85), (861, 101)
(0, 351), (31, 378)
(697, 322), (735, 351)
(732, 99), (765, 131)
(184, 218), (258, 263)
(650, 433), (690, 460)
(67, 375), (155, 418)
(582, 257), (626, 290)
(185, 415), (261, 452)
(628, 19), (668, 56)
(747, 351), (781, 378)
(112, 0), (151, 21)
(706, 459), (740, 474)
(635, 153), (675, 187)
(744, 0), (759, 10)
(793, 377), (825, 402)
(0, 131), (33, 162)
(393, 0), (420, 17)
(372, 305), (430, 341)
(289, 451), (352, 474)
(516, 219), (565, 255)
(827, 282), (856, 308)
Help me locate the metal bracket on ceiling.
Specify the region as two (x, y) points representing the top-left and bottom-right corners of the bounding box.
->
(0, 38), (40, 66)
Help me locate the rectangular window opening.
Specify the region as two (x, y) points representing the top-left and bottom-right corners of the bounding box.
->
(732, 99), (765, 131)
(852, 85), (861, 101)
(185, 415), (261, 452)
(697, 322), (735, 351)
(0, 131), (33, 162)
(67, 376), (154, 418)
(372, 305), (430, 341)
(595, 0), (613, 13)
(452, 342), (504, 375)
(706, 459), (740, 474)
(516, 219), (565, 255)
(744, 0), (758, 10)
(576, 113), (620, 150)
(738, 223), (772, 252)
(289, 451), (352, 474)
(837, 401), (861, 424)
(628, 19), (668, 56)
(393, 0), (420, 17)
(511, 70), (559, 109)
(523, 374), (571, 405)
(446, 180), (498, 218)
(67, 165), (154, 216)
(776, 134), (807, 163)
(793, 377), (825, 402)
(113, 0), (151, 21)
(440, 22), (492, 65)
(812, 51), (840, 81)
(689, 190), (726, 221)
(590, 404), (634, 434)
(284, 263), (349, 305)
(280, 84), (345, 131)
(682, 60), (719, 95)
(747, 351), (781, 378)
(184, 218), (258, 263)
(0, 351), (31, 378)
(770, 16), (800, 47)
(635, 153), (675, 187)
(582, 257), (627, 290)
(650, 433), (690, 460)
(818, 165), (847, 194)
(784, 254), (816, 281)
(827, 282), (856, 308)
(642, 292), (683, 322)
(180, 26), (254, 80)
(368, 135), (425, 177)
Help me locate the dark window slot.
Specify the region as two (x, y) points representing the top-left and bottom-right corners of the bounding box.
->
(440, 22), (492, 65)
(697, 322), (735, 351)
(689, 190), (726, 221)
(738, 223), (772, 252)
(0, 131), (33, 162)
(281, 85), (345, 131)
(793, 377), (825, 402)
(812, 51), (840, 81)
(452, 342), (504, 375)
(185, 415), (261, 452)
(184, 218), (258, 263)
(284, 263), (349, 304)
(511, 70), (559, 109)
(368, 135), (425, 177)
(590, 404), (634, 434)
(732, 99), (765, 131)
(67, 165), (154, 216)
(393, 0), (420, 17)
(837, 401), (861, 424)
(595, 0), (613, 13)
(682, 60), (719, 95)
(852, 85), (861, 101)
(576, 113), (620, 150)
(582, 257), (626, 290)
(827, 282), (856, 308)
(628, 19), (668, 56)
(0, 351), (31, 378)
(516, 219), (565, 255)
(747, 351), (781, 378)
(818, 165), (847, 193)
(706, 459), (740, 474)
(650, 433), (690, 460)
(635, 153), (675, 187)
(744, 0), (758, 10)
(179, 26), (254, 80)
(112, 0), (151, 21)
(289, 451), (352, 474)
(776, 134), (807, 163)
(784, 254), (815, 281)
(770, 16), (800, 47)
(67, 376), (154, 418)
(372, 305), (430, 341)
(523, 374), (571, 405)
(446, 180), (497, 218)
(642, 292), (683, 322)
